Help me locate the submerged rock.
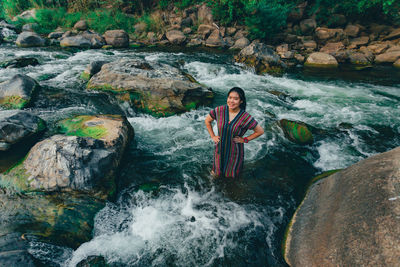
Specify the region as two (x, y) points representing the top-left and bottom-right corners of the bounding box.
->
(235, 41), (286, 75)
(1, 115), (133, 197)
(0, 232), (36, 267)
(0, 57), (39, 68)
(279, 119), (313, 145)
(0, 74), (40, 109)
(87, 59), (214, 117)
(284, 146), (400, 266)
(0, 110), (45, 151)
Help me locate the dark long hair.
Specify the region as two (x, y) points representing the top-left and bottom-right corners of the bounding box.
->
(228, 87), (247, 111)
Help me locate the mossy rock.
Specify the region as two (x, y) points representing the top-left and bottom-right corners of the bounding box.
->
(58, 115), (108, 139)
(0, 96), (29, 109)
(80, 71), (91, 81)
(279, 119), (314, 145)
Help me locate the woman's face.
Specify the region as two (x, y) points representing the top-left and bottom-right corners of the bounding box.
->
(227, 91), (243, 111)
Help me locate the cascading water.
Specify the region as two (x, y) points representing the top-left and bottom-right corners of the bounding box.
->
(0, 44), (399, 266)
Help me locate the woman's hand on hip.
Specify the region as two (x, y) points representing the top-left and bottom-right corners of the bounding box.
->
(233, 136), (244, 143)
(212, 136), (220, 144)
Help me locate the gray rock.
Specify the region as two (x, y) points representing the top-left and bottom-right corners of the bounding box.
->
(21, 23), (38, 32)
(0, 74), (40, 109)
(23, 115), (134, 193)
(205, 29), (226, 47)
(235, 41), (286, 75)
(284, 146), (400, 267)
(60, 35), (91, 48)
(87, 59), (214, 116)
(0, 110), (45, 151)
(74, 20), (88, 31)
(15, 32), (46, 47)
(0, 20), (17, 31)
(103, 30), (129, 48)
(230, 37), (250, 50)
(48, 31), (64, 39)
(81, 61), (108, 80)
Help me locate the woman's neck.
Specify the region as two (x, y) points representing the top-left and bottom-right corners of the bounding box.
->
(228, 107), (240, 113)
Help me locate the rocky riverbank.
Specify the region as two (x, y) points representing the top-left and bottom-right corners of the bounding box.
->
(1, 3), (400, 74)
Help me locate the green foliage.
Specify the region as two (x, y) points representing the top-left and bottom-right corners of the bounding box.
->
(206, 0), (248, 25)
(311, 0), (400, 25)
(85, 9), (135, 33)
(58, 115), (108, 139)
(245, 0), (292, 40)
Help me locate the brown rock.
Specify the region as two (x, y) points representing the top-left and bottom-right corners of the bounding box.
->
(359, 46), (375, 61)
(197, 24), (215, 39)
(367, 42), (389, 54)
(103, 30), (129, 48)
(205, 29), (226, 48)
(383, 28), (400, 40)
(182, 27), (192, 34)
(299, 18), (317, 35)
(166, 30), (186, 45)
(226, 27), (237, 36)
(74, 20), (88, 31)
(375, 50), (400, 63)
(302, 40), (317, 51)
(233, 30), (248, 41)
(276, 43), (289, 54)
(305, 52), (338, 68)
(348, 52), (371, 66)
(369, 24), (392, 36)
(230, 37), (250, 49)
(284, 147), (400, 267)
(386, 45), (400, 53)
(294, 53), (305, 63)
(344, 24), (360, 37)
(319, 42), (345, 54)
(315, 27), (346, 43)
(348, 36), (369, 49)
(284, 34), (298, 44)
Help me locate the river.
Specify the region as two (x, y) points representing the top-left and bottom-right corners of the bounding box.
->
(1, 44), (399, 266)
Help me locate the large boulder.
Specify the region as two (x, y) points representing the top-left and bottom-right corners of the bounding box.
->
(284, 146), (400, 267)
(304, 52), (339, 68)
(74, 20), (88, 31)
(87, 59), (214, 116)
(197, 24), (215, 39)
(197, 3), (213, 25)
(344, 24), (360, 37)
(230, 37), (250, 50)
(0, 110), (45, 151)
(235, 41), (286, 75)
(347, 36), (369, 49)
(103, 30), (129, 48)
(15, 32), (46, 47)
(0, 74), (40, 109)
(383, 28), (400, 41)
(166, 30), (186, 45)
(2, 115), (133, 196)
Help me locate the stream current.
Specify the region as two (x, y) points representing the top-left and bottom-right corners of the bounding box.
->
(0, 44), (399, 266)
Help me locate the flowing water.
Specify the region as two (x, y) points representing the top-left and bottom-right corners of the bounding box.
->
(0, 43), (400, 266)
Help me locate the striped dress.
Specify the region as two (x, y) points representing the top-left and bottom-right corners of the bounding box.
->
(210, 105), (258, 178)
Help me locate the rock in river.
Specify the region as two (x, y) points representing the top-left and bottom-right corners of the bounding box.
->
(87, 59), (214, 116)
(279, 119), (313, 145)
(1, 115), (134, 197)
(0, 110), (45, 151)
(0, 74), (40, 109)
(284, 146), (400, 267)
(15, 32), (46, 47)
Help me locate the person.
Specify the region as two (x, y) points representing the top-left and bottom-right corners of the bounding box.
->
(205, 87), (264, 178)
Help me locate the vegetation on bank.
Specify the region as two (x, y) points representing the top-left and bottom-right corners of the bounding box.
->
(0, 0), (399, 39)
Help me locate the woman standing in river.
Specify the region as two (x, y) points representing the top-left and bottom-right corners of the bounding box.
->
(205, 87), (264, 178)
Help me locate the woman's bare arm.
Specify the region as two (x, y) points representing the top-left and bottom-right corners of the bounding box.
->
(233, 124), (264, 143)
(205, 114), (220, 144)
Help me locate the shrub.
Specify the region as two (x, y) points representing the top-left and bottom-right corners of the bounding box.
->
(206, 0), (248, 25)
(245, 0), (292, 40)
(85, 10), (136, 33)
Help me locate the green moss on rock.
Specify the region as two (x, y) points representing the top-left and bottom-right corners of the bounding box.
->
(58, 116), (108, 139)
(0, 95), (29, 109)
(280, 119), (314, 145)
(80, 72), (91, 81)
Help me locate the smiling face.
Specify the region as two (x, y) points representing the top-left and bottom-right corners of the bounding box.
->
(227, 91), (243, 111)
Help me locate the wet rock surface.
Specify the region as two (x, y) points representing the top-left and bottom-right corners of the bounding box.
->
(87, 59), (214, 116)
(0, 110), (45, 151)
(284, 146), (400, 267)
(0, 74), (40, 109)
